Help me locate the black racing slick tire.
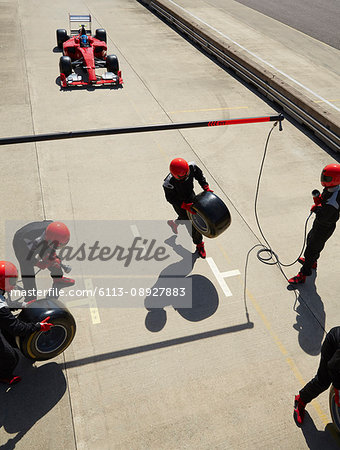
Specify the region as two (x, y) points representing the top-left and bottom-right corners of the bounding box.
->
(56, 29), (69, 49)
(16, 298), (76, 361)
(187, 191), (231, 238)
(106, 54), (119, 75)
(95, 28), (107, 43)
(59, 56), (72, 77)
(329, 385), (340, 432)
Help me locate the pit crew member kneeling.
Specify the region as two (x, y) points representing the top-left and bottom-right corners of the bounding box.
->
(13, 221), (74, 302)
(163, 158), (213, 259)
(0, 261), (54, 385)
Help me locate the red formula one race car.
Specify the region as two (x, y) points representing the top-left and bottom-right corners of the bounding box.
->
(56, 14), (123, 88)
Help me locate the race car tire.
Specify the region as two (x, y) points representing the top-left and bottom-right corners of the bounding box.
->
(95, 28), (107, 43)
(16, 298), (76, 361)
(59, 56), (72, 77)
(56, 29), (69, 49)
(187, 191), (231, 238)
(329, 385), (340, 432)
(106, 54), (119, 75)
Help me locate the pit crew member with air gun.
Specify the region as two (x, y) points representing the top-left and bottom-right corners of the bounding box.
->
(294, 326), (340, 425)
(163, 158), (213, 259)
(0, 261), (54, 385)
(289, 164), (340, 284)
(12, 221), (74, 302)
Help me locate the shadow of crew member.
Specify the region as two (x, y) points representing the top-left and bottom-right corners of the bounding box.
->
(0, 362), (66, 450)
(12, 221), (74, 302)
(291, 274), (325, 356)
(294, 326), (340, 426)
(144, 235), (219, 332)
(299, 411), (339, 450)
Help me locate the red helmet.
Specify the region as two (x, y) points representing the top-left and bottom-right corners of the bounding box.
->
(45, 222), (70, 248)
(170, 158), (190, 180)
(0, 261), (18, 292)
(321, 164), (340, 187)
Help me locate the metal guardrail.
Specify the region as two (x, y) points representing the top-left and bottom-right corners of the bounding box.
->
(145, 0), (340, 152)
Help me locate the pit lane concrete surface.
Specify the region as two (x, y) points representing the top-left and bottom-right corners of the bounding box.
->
(0, 0), (340, 449)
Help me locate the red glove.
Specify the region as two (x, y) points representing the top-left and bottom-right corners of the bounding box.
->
(49, 257), (61, 271)
(203, 185), (214, 193)
(312, 189), (322, 206)
(39, 316), (54, 332)
(310, 204), (321, 213)
(335, 388), (340, 407)
(313, 195), (322, 206)
(35, 260), (50, 270)
(36, 254), (61, 270)
(181, 202), (196, 215)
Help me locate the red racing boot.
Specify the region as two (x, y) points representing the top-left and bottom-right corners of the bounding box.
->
(298, 257), (317, 269)
(0, 376), (22, 385)
(167, 220), (178, 234)
(288, 272), (306, 284)
(53, 277), (75, 289)
(294, 394), (306, 425)
(196, 242), (206, 259)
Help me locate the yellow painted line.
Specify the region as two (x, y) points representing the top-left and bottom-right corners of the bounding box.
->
(314, 99), (340, 104)
(169, 106), (249, 114)
(246, 288), (330, 426)
(217, 243), (232, 264)
(217, 246), (333, 430)
(155, 141), (169, 163)
(84, 278), (101, 325)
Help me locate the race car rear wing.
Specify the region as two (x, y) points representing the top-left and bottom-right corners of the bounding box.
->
(69, 14), (91, 36)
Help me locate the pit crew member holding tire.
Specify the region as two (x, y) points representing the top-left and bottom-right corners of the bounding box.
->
(163, 158), (213, 259)
(294, 326), (340, 425)
(13, 221), (74, 302)
(0, 261), (53, 385)
(289, 164), (340, 284)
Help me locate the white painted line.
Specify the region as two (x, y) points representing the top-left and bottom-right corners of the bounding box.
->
(220, 269), (241, 278)
(64, 298), (90, 307)
(84, 278), (101, 324)
(167, 0), (340, 112)
(130, 224), (141, 238)
(206, 257), (240, 297)
(130, 224), (147, 251)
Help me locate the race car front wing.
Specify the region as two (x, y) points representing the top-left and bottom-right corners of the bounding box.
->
(60, 71), (123, 88)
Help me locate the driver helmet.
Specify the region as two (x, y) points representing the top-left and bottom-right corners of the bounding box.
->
(81, 34), (88, 46)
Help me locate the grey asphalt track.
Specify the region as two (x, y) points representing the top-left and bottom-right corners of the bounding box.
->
(204, 0), (340, 49)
